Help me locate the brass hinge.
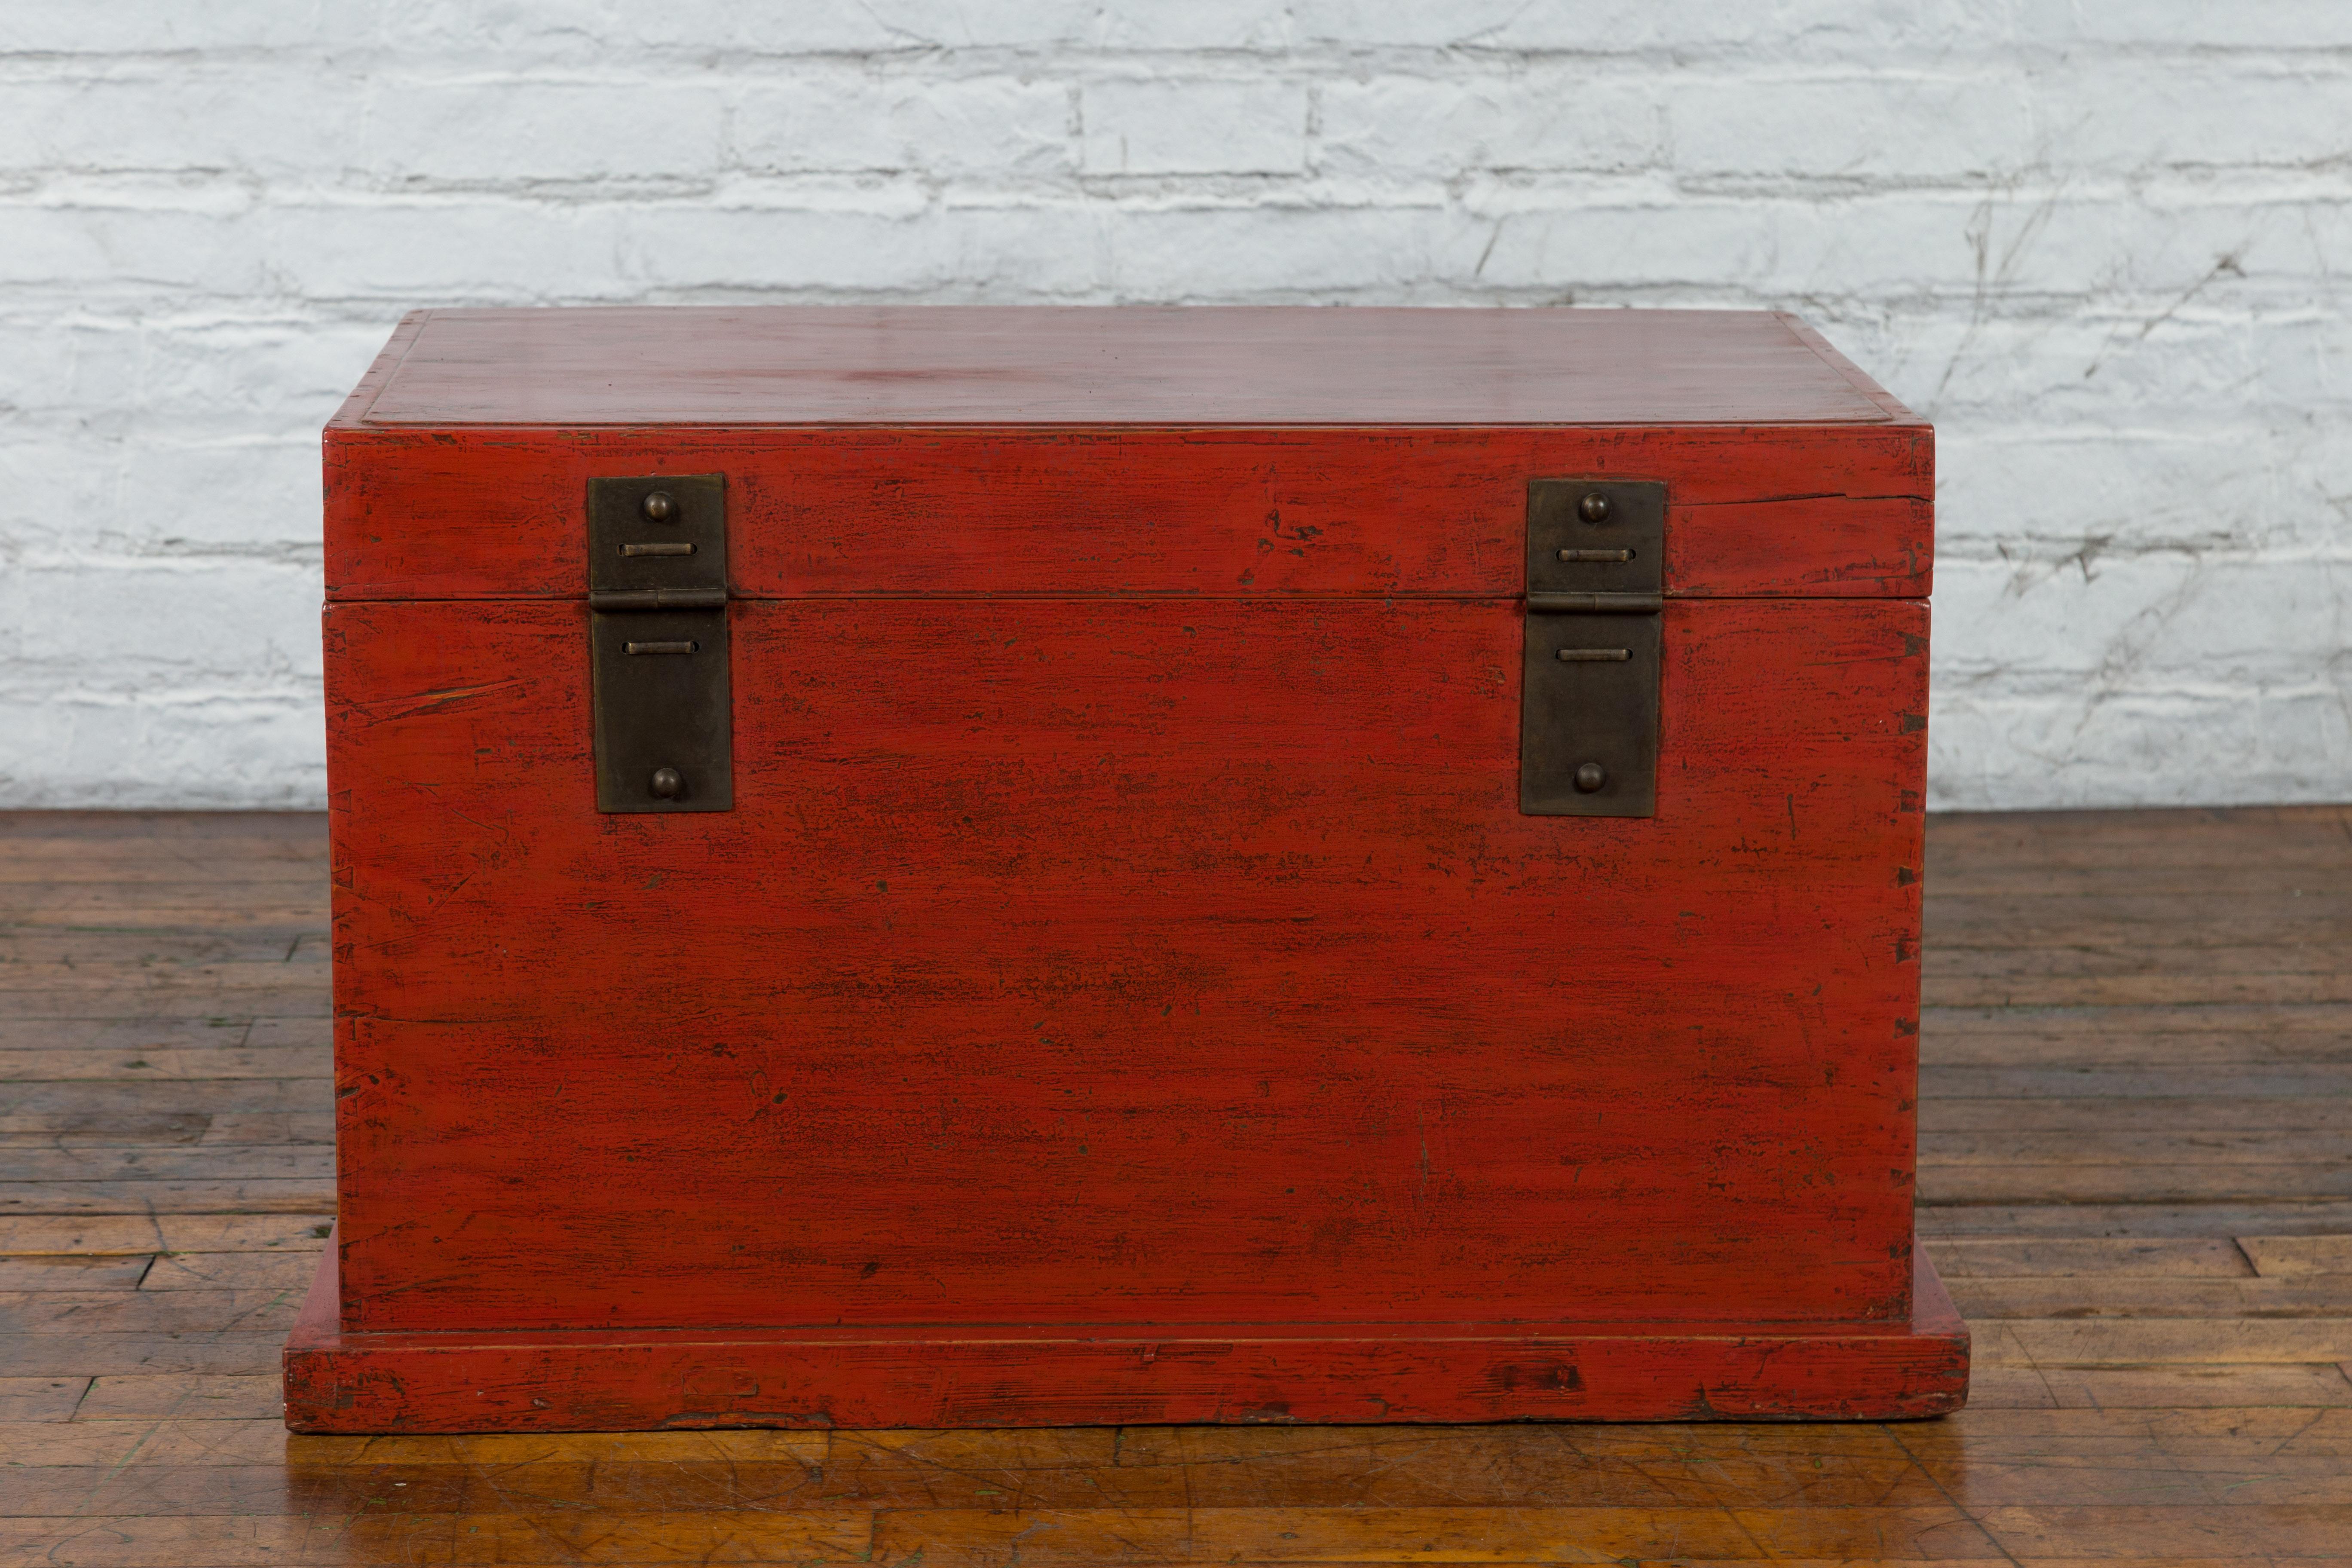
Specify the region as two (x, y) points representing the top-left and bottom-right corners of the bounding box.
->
(1521, 480), (1665, 818)
(587, 475), (732, 813)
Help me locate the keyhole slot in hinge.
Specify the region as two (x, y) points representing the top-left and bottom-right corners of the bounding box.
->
(1522, 479), (1665, 819)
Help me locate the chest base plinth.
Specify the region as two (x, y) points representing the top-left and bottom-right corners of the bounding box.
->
(284, 1232), (1967, 1432)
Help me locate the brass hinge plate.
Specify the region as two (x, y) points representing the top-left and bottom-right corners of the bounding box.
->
(588, 475), (732, 813)
(1521, 479), (1665, 818)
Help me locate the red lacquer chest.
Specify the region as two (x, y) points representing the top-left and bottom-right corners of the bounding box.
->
(285, 306), (1966, 1432)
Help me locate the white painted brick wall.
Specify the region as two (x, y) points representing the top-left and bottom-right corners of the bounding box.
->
(1, 2), (2346, 810)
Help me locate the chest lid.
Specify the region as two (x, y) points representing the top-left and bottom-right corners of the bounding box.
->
(325, 306), (1930, 602)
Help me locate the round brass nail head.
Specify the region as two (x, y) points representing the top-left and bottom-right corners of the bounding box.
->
(1578, 492), (1611, 524)
(1574, 762), (1607, 793)
(650, 767), (683, 800)
(642, 491), (675, 522)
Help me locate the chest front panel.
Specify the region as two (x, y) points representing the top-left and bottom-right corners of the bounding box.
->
(321, 309), (1934, 1353)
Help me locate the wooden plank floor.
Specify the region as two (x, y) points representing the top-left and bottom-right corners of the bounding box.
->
(2, 806), (2349, 1566)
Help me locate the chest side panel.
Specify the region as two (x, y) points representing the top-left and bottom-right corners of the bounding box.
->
(326, 592), (1926, 1333)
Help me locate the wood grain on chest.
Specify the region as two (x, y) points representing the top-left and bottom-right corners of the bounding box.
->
(301, 305), (1956, 1428)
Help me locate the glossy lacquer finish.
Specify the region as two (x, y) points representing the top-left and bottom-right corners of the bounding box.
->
(290, 306), (1962, 1430)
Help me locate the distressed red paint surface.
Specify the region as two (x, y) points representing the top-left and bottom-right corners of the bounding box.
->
(323, 426), (1932, 604)
(292, 306), (1961, 1431)
(286, 1226), (1968, 1432)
